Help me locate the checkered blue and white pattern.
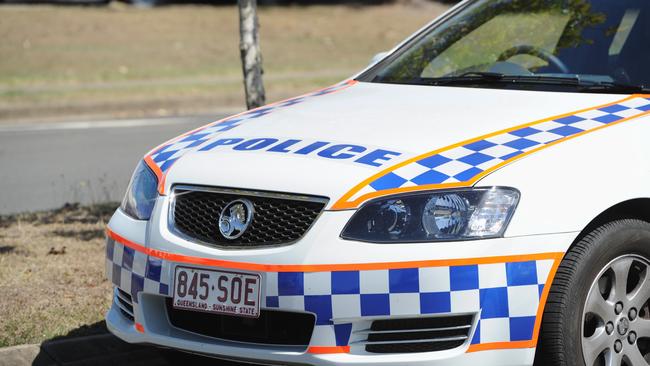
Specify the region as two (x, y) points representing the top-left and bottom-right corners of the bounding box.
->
(105, 238), (172, 304)
(348, 96), (650, 202)
(147, 81), (356, 174)
(264, 259), (556, 347)
(105, 235), (556, 348)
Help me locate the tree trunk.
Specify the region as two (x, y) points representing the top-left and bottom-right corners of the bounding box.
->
(238, 0), (266, 110)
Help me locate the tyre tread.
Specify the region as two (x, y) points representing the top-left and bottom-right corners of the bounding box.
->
(535, 219), (650, 365)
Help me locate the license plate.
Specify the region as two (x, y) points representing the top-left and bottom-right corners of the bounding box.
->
(172, 266), (261, 318)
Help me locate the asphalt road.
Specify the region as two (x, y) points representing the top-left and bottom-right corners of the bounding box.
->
(0, 115), (229, 215)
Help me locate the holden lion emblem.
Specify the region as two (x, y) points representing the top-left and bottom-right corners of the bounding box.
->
(218, 199), (254, 240)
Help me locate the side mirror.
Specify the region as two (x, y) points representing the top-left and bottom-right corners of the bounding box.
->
(369, 51), (389, 66)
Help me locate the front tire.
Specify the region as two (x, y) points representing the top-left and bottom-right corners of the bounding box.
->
(535, 219), (650, 366)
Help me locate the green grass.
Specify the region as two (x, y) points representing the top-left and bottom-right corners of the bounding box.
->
(0, 3), (449, 121)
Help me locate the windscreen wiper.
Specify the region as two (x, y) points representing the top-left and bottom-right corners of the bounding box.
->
(419, 72), (650, 94)
(575, 81), (650, 94)
(420, 72), (583, 87)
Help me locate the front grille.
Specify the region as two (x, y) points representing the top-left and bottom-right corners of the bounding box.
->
(359, 315), (474, 354)
(171, 186), (327, 248)
(165, 298), (315, 348)
(115, 288), (134, 322)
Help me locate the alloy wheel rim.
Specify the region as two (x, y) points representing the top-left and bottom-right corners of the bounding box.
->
(582, 254), (650, 366)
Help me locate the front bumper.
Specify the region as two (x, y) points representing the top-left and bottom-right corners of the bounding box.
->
(105, 203), (575, 366)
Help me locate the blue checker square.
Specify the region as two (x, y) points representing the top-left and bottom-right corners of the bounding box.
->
(420, 292), (451, 314)
(186, 138), (210, 148)
(278, 272), (304, 296)
(509, 127), (541, 137)
(281, 97), (305, 107)
(159, 283), (169, 295)
(131, 273), (144, 303)
(266, 296), (279, 308)
(506, 261), (538, 286)
(152, 149), (176, 163)
(500, 150), (524, 160)
(549, 125), (584, 137)
(458, 152), (494, 166)
(479, 287), (509, 318)
(334, 323), (353, 346)
(160, 158), (179, 172)
(594, 113), (624, 124)
(122, 246), (135, 271)
(454, 167), (484, 182)
(411, 170), (451, 186)
(599, 104), (628, 113)
(145, 258), (162, 282)
(504, 137), (539, 151)
(106, 240), (115, 259)
(152, 142), (173, 155)
(554, 115), (585, 125)
(360, 294), (390, 316)
(214, 120), (241, 131)
(636, 103), (650, 112)
(369, 172), (408, 191)
(509, 316), (536, 341)
(180, 132), (210, 142)
(538, 284), (544, 299)
(305, 295), (333, 325)
(450, 265), (479, 291)
(248, 107), (273, 118)
(417, 154), (452, 169)
(471, 321), (480, 344)
(463, 139), (497, 152)
(389, 268), (419, 293)
(332, 271), (360, 294)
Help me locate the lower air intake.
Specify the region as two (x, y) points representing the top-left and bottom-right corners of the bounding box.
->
(116, 288), (134, 322)
(165, 298), (315, 348)
(361, 314), (474, 354)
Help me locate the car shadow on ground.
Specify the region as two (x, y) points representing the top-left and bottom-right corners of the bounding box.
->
(32, 321), (263, 366)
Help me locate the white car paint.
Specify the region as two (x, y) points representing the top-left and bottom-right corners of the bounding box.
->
(103, 2), (650, 365)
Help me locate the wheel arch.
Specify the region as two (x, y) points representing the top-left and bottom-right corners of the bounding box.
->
(573, 198), (650, 246)
(533, 198), (650, 363)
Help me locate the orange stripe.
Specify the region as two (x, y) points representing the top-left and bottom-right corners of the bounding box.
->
(135, 323), (145, 333)
(107, 227), (564, 353)
(107, 227), (562, 272)
(143, 155), (163, 182)
(467, 340), (533, 352)
(143, 155), (166, 195)
(466, 252), (562, 353)
(307, 346), (350, 354)
(332, 94), (650, 210)
(529, 251), (562, 347)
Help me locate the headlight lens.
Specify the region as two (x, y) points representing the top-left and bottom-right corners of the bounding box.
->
(121, 161), (159, 220)
(341, 187), (519, 243)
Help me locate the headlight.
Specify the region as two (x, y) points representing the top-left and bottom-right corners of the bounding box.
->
(341, 187), (519, 243)
(120, 161), (159, 220)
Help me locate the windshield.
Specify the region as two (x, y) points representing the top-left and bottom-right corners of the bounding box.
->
(359, 0), (650, 93)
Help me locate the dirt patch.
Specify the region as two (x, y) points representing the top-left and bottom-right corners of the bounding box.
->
(51, 229), (105, 242)
(0, 203), (118, 347)
(0, 202), (117, 228)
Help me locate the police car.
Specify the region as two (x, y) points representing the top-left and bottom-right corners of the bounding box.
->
(105, 1), (650, 365)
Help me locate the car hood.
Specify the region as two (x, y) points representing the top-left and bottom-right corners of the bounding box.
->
(151, 80), (628, 209)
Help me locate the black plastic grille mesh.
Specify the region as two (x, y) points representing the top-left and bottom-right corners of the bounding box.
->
(365, 315), (473, 354)
(165, 298), (315, 347)
(172, 188), (327, 247)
